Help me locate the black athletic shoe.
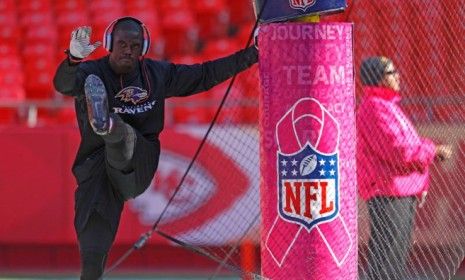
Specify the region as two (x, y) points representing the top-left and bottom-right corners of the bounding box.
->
(84, 74), (112, 135)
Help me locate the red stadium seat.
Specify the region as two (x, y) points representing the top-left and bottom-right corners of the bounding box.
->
(0, 55), (25, 124)
(0, 64), (25, 101)
(0, 0), (15, 13)
(0, 84), (25, 101)
(171, 51), (257, 124)
(56, 11), (89, 53)
(169, 54), (213, 124)
(161, 9), (199, 58)
(21, 44), (56, 99)
(54, 0), (87, 13)
(0, 68), (24, 89)
(193, 0), (230, 40)
(91, 10), (126, 32)
(0, 43), (18, 57)
(24, 24), (58, 46)
(55, 10), (89, 27)
(125, 10), (159, 28)
(171, 96), (212, 124)
(89, 10), (126, 59)
(0, 12), (20, 47)
(226, 0), (255, 26)
(235, 23), (256, 47)
(157, 0), (192, 14)
(171, 54), (206, 65)
(0, 11), (17, 23)
(21, 44), (56, 59)
(202, 38), (240, 60)
(126, 0), (156, 14)
(18, 11), (54, 28)
(0, 26), (20, 48)
(18, 0), (52, 13)
(201, 79), (248, 124)
(89, 0), (124, 13)
(86, 10), (122, 60)
(89, 0), (124, 36)
(141, 23), (165, 58)
(23, 67), (55, 99)
(0, 56), (22, 73)
(0, 14), (21, 47)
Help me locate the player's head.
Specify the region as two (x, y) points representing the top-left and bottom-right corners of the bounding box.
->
(360, 56), (400, 91)
(105, 17), (150, 74)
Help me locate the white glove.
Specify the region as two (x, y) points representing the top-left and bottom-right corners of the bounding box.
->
(253, 26), (260, 50)
(69, 26), (101, 60)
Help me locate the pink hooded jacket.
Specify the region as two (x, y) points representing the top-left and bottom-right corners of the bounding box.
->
(357, 86), (436, 201)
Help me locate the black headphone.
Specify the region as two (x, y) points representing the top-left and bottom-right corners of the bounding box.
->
(103, 16), (151, 56)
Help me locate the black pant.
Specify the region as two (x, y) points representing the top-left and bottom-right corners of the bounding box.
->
(365, 196), (417, 280)
(74, 118), (159, 279)
(78, 211), (115, 280)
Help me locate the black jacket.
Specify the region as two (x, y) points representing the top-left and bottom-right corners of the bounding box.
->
(54, 46), (258, 167)
(53, 46), (258, 233)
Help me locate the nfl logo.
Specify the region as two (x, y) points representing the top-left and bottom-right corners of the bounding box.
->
(253, 0), (346, 23)
(289, 0), (317, 11)
(277, 144), (339, 231)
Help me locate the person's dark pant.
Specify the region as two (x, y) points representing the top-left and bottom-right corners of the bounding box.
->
(77, 116), (135, 280)
(75, 116), (158, 279)
(78, 211), (115, 280)
(365, 196), (417, 280)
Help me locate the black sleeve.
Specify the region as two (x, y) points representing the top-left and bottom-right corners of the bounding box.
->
(164, 46), (258, 97)
(53, 58), (79, 97)
(53, 58), (90, 97)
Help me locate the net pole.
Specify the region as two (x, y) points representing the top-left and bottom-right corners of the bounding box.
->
(240, 239), (257, 280)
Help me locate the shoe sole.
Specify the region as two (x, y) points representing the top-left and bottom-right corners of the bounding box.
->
(84, 74), (111, 135)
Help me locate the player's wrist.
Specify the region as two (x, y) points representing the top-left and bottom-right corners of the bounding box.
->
(65, 49), (83, 64)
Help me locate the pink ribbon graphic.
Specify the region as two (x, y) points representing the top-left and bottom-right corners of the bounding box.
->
(265, 98), (353, 268)
(258, 22), (357, 279)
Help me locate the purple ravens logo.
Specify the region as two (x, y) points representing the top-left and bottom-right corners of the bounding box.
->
(115, 86), (149, 105)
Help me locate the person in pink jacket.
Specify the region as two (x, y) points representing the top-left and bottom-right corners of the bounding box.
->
(356, 56), (452, 280)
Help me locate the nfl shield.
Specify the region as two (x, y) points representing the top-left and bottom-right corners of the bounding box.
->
(278, 143), (339, 231)
(289, 0), (317, 11)
(253, 0), (347, 23)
